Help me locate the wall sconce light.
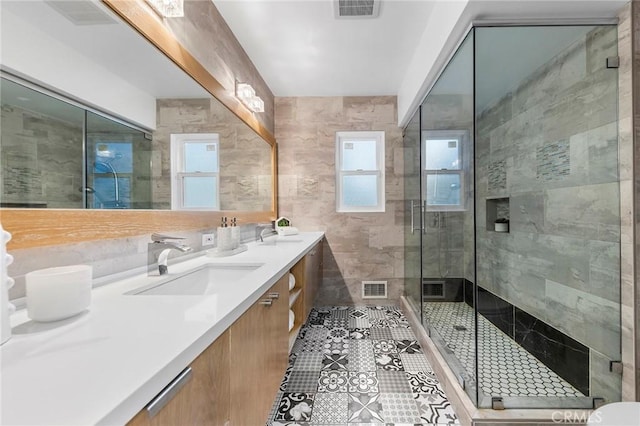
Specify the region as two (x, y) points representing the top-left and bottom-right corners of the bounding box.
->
(235, 82), (265, 113)
(146, 0), (184, 18)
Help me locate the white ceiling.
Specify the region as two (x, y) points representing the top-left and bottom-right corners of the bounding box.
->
(215, 0), (627, 108)
(214, 0), (435, 97)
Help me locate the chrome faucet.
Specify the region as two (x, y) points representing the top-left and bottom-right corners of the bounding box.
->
(255, 224), (277, 242)
(148, 233), (193, 275)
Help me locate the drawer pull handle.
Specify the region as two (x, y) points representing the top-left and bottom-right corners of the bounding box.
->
(259, 299), (273, 306)
(268, 292), (280, 299)
(146, 367), (193, 418)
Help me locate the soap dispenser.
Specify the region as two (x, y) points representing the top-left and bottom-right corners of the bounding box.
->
(1, 223), (15, 345)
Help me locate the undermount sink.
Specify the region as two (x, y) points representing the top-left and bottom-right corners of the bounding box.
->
(128, 263), (264, 296)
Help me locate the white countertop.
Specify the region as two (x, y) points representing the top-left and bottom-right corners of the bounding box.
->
(1, 231), (324, 426)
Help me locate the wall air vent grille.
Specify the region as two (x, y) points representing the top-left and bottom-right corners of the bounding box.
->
(45, 1), (117, 26)
(335, 0), (380, 19)
(362, 281), (387, 299)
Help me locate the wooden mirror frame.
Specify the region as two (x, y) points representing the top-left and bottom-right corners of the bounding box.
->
(1, 0), (278, 250)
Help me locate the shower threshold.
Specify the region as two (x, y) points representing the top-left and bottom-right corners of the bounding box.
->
(423, 302), (587, 407)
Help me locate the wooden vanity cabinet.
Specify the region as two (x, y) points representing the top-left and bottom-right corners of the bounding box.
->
(303, 239), (323, 316)
(288, 239), (324, 350)
(127, 253), (310, 426)
(229, 273), (289, 425)
(127, 330), (230, 426)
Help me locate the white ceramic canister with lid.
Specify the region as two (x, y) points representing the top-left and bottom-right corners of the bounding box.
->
(25, 265), (92, 322)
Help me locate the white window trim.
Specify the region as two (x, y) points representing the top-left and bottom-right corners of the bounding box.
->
(335, 130), (385, 213)
(170, 133), (220, 211)
(423, 129), (467, 212)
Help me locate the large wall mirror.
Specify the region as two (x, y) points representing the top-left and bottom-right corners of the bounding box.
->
(0, 0), (276, 248)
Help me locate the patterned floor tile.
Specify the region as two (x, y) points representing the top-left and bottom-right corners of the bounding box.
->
(303, 327), (329, 341)
(349, 317), (371, 328)
(348, 371), (379, 393)
(369, 327), (393, 340)
(372, 339), (398, 354)
(327, 326), (350, 341)
(414, 393), (459, 424)
(349, 328), (371, 339)
(280, 364), (294, 391)
(374, 353), (404, 371)
(298, 339), (328, 353)
(350, 339), (374, 356)
(350, 308), (369, 319)
(396, 340), (422, 354)
(268, 391), (283, 421)
(347, 392), (385, 423)
(321, 353), (349, 370)
(269, 306), (459, 426)
(274, 392), (315, 423)
(310, 392), (348, 424)
(399, 353), (433, 373)
(348, 352), (377, 371)
(324, 318), (350, 328)
(379, 393), (422, 424)
(367, 309), (388, 320)
(370, 317), (404, 328)
(390, 327), (416, 341)
(286, 370), (320, 392)
(329, 307), (350, 319)
(317, 370), (348, 392)
(377, 370), (412, 393)
(293, 353), (325, 371)
(323, 339), (349, 354)
(406, 371), (442, 394)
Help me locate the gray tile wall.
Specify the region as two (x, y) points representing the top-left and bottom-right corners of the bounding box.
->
(275, 96), (404, 306)
(475, 25), (623, 402)
(1, 105), (83, 208)
(7, 224), (261, 300)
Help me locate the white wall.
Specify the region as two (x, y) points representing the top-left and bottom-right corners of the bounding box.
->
(397, 0), (628, 127)
(1, 7), (156, 130)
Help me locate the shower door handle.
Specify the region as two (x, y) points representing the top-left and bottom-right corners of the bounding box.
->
(410, 200), (422, 234)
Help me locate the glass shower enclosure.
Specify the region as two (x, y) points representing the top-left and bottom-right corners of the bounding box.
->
(404, 24), (621, 409)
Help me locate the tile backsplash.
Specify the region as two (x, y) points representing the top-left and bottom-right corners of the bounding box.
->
(7, 223), (262, 300)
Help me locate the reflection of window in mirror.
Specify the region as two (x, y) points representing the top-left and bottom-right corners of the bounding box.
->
(170, 133), (220, 210)
(423, 130), (467, 211)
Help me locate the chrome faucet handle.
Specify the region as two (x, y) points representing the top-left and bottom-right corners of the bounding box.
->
(151, 233), (186, 243)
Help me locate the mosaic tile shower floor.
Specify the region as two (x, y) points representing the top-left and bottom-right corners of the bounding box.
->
(423, 302), (583, 398)
(267, 306), (460, 425)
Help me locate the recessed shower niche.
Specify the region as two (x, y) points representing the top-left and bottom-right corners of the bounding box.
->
(486, 197), (510, 232)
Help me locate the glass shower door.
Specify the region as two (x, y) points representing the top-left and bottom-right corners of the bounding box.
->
(474, 24), (621, 408)
(403, 109), (422, 318)
(420, 31), (477, 405)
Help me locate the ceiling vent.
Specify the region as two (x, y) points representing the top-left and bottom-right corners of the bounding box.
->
(334, 0), (380, 19)
(45, 1), (117, 26)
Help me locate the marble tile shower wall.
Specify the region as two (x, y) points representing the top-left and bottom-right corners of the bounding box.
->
(475, 26), (622, 402)
(0, 104), (83, 208)
(7, 224), (259, 300)
(276, 96), (404, 306)
(153, 98), (272, 211)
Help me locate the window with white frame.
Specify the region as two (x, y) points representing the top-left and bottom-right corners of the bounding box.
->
(423, 130), (466, 211)
(170, 133), (220, 210)
(336, 131), (385, 212)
